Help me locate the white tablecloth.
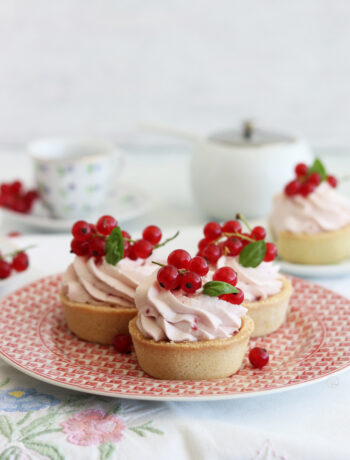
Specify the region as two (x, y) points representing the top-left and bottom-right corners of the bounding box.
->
(0, 151), (350, 459)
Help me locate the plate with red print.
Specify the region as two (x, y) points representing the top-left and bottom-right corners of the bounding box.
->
(0, 274), (349, 401)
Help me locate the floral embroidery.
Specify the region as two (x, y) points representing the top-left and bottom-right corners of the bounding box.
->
(61, 409), (126, 446)
(0, 387), (59, 412)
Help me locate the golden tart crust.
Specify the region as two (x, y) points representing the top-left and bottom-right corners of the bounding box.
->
(242, 275), (292, 338)
(60, 292), (137, 345)
(275, 224), (350, 265)
(128, 315), (254, 380)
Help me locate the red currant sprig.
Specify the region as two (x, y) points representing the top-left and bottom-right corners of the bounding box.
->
(197, 215), (277, 265)
(284, 158), (337, 198)
(70, 218), (178, 264)
(154, 250), (244, 305)
(0, 245), (35, 280)
(0, 180), (40, 214)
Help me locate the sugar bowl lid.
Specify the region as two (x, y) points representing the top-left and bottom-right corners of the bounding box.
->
(208, 121), (295, 146)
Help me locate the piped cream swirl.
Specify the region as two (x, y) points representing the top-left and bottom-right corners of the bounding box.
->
(270, 182), (350, 235)
(62, 256), (157, 308)
(135, 273), (247, 342)
(217, 255), (282, 302)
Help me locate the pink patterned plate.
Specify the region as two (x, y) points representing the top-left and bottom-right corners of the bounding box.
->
(0, 274), (350, 401)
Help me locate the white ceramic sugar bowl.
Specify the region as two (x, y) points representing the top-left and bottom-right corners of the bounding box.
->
(191, 122), (313, 219)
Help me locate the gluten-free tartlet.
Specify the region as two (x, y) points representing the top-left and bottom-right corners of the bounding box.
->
(60, 216), (174, 345)
(130, 249), (254, 380)
(270, 159), (350, 265)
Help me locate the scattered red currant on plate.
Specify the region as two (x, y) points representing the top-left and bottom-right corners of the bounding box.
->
(113, 334), (132, 354)
(11, 252), (29, 272)
(249, 347), (269, 369)
(0, 260), (12, 279)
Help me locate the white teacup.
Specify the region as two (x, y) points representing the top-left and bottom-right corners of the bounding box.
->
(28, 138), (123, 219)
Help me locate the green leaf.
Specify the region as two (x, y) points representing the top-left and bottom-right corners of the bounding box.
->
(129, 420), (164, 437)
(17, 410), (33, 426)
(0, 446), (22, 460)
(105, 227), (124, 265)
(239, 240), (266, 268)
(308, 157), (327, 181)
(202, 281), (239, 297)
(21, 428), (62, 442)
(20, 413), (57, 436)
(23, 441), (64, 460)
(99, 442), (116, 460)
(0, 415), (14, 441)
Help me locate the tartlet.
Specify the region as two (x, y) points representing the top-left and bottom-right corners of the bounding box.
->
(242, 275), (292, 337)
(60, 217), (171, 345)
(270, 159), (350, 265)
(129, 315), (254, 380)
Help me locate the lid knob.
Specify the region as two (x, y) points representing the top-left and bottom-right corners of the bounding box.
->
(242, 120), (254, 140)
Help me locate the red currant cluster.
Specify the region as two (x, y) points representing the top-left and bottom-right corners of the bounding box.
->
(285, 162), (337, 197)
(156, 249), (244, 304)
(0, 249), (30, 279)
(0, 181), (40, 214)
(70, 215), (164, 262)
(196, 220), (277, 264)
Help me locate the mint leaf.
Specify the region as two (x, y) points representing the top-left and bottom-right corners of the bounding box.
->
(105, 226), (124, 265)
(203, 281), (239, 297)
(239, 240), (266, 268)
(308, 157), (327, 181)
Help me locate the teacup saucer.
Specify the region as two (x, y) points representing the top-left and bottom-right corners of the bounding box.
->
(0, 183), (152, 232)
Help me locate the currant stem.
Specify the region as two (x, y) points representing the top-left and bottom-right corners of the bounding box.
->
(154, 230), (180, 249)
(0, 244), (36, 259)
(152, 260), (186, 274)
(236, 213), (252, 232)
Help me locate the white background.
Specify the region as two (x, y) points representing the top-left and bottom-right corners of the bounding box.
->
(1, 0), (350, 147)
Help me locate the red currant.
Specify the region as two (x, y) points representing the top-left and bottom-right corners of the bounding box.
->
(203, 222), (222, 239)
(213, 267), (238, 286)
(249, 347), (269, 369)
(327, 175), (337, 188)
(203, 243), (222, 263)
(226, 238), (243, 256)
(167, 249), (191, 270)
(121, 230), (131, 240)
(284, 180), (302, 197)
(157, 265), (180, 290)
(301, 181), (316, 197)
(308, 172), (321, 186)
(96, 215), (118, 236)
(220, 288), (244, 305)
(295, 163), (308, 177)
(13, 199), (30, 214)
(72, 220), (92, 242)
(0, 260), (11, 279)
(11, 252), (29, 272)
(222, 220), (242, 234)
(142, 225), (162, 245)
(128, 244), (137, 260)
(123, 240), (130, 258)
(0, 183), (11, 196)
(71, 239), (89, 256)
(188, 256), (209, 276)
(264, 242), (277, 262)
(198, 237), (213, 250)
(9, 180), (22, 195)
(180, 271), (202, 294)
(89, 237), (106, 257)
(23, 190), (39, 206)
(133, 239), (153, 259)
(113, 334), (132, 353)
(251, 226), (266, 241)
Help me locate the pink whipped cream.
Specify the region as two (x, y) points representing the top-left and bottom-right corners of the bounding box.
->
(135, 273), (247, 342)
(270, 182), (350, 235)
(217, 255), (282, 302)
(62, 256), (157, 308)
